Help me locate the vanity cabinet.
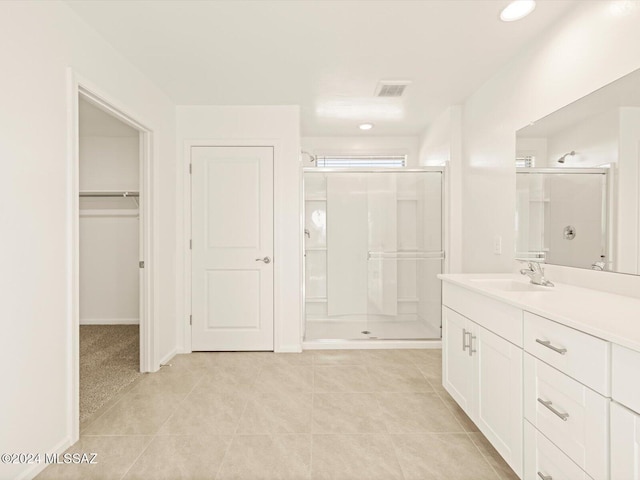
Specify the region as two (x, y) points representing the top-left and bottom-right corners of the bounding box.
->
(524, 421), (594, 480)
(441, 276), (640, 480)
(524, 353), (608, 480)
(442, 301), (523, 477)
(610, 344), (640, 480)
(442, 307), (474, 413)
(610, 402), (640, 480)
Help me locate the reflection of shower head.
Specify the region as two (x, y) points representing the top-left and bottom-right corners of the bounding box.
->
(301, 150), (316, 164)
(557, 151), (575, 163)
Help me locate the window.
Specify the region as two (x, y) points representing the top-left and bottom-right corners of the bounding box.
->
(516, 155), (535, 168)
(315, 154), (406, 168)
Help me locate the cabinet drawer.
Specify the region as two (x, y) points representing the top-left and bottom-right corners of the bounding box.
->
(612, 344), (640, 414)
(524, 354), (609, 480)
(523, 312), (610, 395)
(524, 421), (594, 480)
(443, 283), (522, 346)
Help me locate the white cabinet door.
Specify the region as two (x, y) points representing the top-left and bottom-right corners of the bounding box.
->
(442, 307), (474, 415)
(611, 402), (640, 480)
(191, 146), (274, 351)
(474, 324), (523, 478)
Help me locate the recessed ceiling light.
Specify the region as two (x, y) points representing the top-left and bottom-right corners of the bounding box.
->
(500, 0), (536, 22)
(359, 123), (374, 130)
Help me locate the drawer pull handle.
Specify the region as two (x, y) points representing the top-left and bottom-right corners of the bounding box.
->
(535, 339), (567, 355)
(537, 398), (569, 421)
(537, 472), (553, 480)
(462, 328), (469, 352)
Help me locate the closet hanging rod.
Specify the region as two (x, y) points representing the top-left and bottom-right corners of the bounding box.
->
(79, 191), (139, 198)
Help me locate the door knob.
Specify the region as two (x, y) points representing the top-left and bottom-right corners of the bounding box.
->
(255, 256), (271, 264)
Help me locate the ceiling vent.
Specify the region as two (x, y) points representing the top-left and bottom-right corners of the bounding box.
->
(374, 80), (411, 97)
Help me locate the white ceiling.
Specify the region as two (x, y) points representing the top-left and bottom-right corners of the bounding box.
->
(66, 0), (577, 137)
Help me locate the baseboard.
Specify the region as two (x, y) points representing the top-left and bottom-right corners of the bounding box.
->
(15, 436), (72, 480)
(275, 344), (303, 353)
(159, 348), (178, 366)
(79, 318), (139, 325)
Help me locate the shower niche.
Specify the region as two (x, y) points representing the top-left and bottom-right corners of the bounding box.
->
(303, 169), (444, 342)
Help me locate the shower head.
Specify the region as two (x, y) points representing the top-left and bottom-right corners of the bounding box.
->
(557, 151), (576, 163)
(301, 150), (316, 164)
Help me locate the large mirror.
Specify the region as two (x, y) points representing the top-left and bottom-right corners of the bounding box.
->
(516, 67), (640, 275)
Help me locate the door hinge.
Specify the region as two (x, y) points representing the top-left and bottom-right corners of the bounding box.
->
(189, 315), (192, 325)
(139, 261), (145, 268)
(189, 163), (192, 174)
(189, 239), (192, 250)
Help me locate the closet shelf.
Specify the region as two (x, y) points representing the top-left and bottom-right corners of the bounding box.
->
(80, 190), (139, 198)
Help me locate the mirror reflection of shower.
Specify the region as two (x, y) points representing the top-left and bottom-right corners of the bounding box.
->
(557, 150), (575, 163)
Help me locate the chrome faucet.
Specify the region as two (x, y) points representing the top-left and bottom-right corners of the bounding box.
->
(591, 255), (606, 271)
(520, 262), (554, 287)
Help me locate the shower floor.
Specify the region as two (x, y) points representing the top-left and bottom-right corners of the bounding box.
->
(305, 319), (440, 341)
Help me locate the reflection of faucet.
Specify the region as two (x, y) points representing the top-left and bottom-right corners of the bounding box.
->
(592, 256), (606, 271)
(304, 229), (310, 239)
(520, 262), (554, 287)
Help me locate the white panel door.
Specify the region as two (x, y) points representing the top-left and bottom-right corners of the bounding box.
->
(191, 146), (273, 351)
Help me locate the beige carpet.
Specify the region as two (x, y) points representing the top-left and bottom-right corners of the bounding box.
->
(80, 325), (142, 424)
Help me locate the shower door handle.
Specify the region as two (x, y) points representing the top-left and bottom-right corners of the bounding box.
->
(255, 256), (271, 264)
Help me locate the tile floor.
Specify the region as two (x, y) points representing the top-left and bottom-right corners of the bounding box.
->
(37, 349), (518, 480)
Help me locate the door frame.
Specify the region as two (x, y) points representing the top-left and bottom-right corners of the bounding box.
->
(66, 69), (157, 441)
(182, 139), (281, 353)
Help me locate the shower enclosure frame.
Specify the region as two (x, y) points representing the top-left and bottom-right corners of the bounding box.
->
(515, 166), (611, 267)
(301, 166), (446, 349)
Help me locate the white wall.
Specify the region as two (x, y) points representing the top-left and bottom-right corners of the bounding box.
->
(546, 109), (619, 167)
(0, 2), (176, 479)
(176, 106), (301, 353)
(617, 107), (640, 273)
(421, 1), (640, 273)
(79, 136), (139, 190)
(79, 135), (140, 324)
(418, 106), (463, 273)
(301, 136), (420, 166)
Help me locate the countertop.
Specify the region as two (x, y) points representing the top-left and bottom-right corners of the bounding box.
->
(438, 273), (640, 353)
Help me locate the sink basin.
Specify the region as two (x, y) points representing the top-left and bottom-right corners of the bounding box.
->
(469, 279), (552, 292)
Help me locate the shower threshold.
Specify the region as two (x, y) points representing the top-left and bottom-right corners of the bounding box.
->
(304, 319), (440, 342)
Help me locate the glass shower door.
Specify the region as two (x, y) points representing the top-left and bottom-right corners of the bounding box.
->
(304, 169), (443, 341)
(365, 171), (443, 339)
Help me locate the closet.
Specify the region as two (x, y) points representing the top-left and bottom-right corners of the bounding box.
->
(78, 97), (142, 424)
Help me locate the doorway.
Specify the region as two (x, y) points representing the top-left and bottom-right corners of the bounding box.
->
(69, 79), (155, 439)
(77, 97), (143, 424)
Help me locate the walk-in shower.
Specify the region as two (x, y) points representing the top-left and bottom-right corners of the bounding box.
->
(303, 168), (444, 343)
